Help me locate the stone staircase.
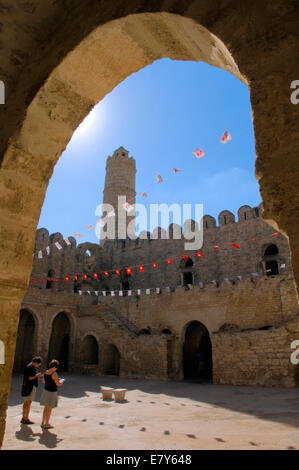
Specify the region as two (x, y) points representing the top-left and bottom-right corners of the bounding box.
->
(97, 305), (139, 338)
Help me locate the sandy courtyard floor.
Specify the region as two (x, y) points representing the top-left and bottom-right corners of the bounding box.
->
(2, 374), (299, 450)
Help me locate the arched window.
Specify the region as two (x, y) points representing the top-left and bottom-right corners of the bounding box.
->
(180, 257), (194, 287)
(46, 270), (55, 289)
(139, 328), (151, 335)
(264, 244), (279, 276)
(264, 244), (279, 256)
(162, 328), (172, 335)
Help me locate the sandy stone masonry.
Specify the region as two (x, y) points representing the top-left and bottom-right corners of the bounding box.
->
(0, 0), (299, 448)
(18, 274), (299, 386)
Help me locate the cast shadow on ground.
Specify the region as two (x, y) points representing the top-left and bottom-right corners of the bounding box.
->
(9, 374), (299, 430)
(15, 424), (63, 449)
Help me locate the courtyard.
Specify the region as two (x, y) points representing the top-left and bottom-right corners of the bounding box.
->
(2, 375), (299, 450)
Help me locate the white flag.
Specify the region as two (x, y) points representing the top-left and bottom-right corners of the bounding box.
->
(78, 290), (82, 295)
(128, 290), (132, 296)
(220, 130), (232, 143)
(137, 289), (141, 295)
(237, 276), (242, 280)
(156, 288), (160, 294)
(192, 148), (205, 159)
(87, 291), (91, 295)
(146, 289), (150, 295)
(46, 246), (50, 255)
(119, 291), (123, 296)
(102, 291), (106, 296)
(111, 291), (115, 296)
(95, 291), (99, 296)
(280, 264), (286, 269)
(55, 242), (62, 250)
(38, 250), (43, 259)
(123, 203), (134, 213)
(64, 237), (71, 246)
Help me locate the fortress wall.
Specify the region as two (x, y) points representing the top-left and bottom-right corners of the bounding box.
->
(19, 274), (298, 385)
(212, 315), (299, 387)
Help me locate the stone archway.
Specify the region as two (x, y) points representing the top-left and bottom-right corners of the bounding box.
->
(48, 312), (71, 372)
(183, 321), (213, 382)
(13, 309), (37, 373)
(0, 2), (299, 447)
(81, 335), (99, 365)
(103, 344), (120, 376)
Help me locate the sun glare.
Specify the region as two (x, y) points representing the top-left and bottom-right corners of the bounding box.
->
(73, 107), (98, 137)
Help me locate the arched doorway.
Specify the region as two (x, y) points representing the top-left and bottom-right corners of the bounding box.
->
(81, 335), (98, 365)
(183, 321), (213, 382)
(13, 310), (36, 373)
(104, 344), (120, 375)
(264, 244), (279, 276)
(48, 312), (71, 371)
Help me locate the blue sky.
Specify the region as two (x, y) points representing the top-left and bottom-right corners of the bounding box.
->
(38, 59), (260, 242)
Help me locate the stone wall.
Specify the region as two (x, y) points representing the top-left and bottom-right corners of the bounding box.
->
(1, 0), (299, 449)
(17, 274), (298, 386)
(212, 315), (299, 387)
(30, 204), (294, 294)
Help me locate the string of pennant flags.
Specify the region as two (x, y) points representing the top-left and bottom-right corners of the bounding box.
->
(36, 228), (282, 261)
(31, 264), (287, 297)
(33, 231), (285, 291)
(36, 128), (242, 240)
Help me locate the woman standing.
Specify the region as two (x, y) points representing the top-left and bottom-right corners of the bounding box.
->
(40, 359), (64, 429)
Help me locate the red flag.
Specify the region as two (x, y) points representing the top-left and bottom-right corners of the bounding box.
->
(115, 269), (120, 276)
(213, 245), (219, 250)
(272, 232), (280, 236)
(54, 277), (59, 283)
(40, 279), (43, 284)
(232, 243), (240, 249)
(152, 262), (158, 270)
(126, 268), (132, 275)
(181, 254), (189, 259)
(166, 259), (172, 265)
(93, 273), (98, 279)
(65, 276), (70, 282)
(171, 168), (182, 173)
(74, 275), (78, 281)
(139, 265), (144, 273)
(32, 280), (36, 283)
(196, 252), (203, 258)
(104, 271), (109, 277)
(83, 274), (87, 280)
(251, 238), (257, 242)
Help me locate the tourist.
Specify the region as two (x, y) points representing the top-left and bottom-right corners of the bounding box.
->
(40, 359), (64, 429)
(21, 356), (43, 424)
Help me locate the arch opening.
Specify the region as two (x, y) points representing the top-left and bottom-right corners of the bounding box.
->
(13, 310), (36, 373)
(183, 321), (213, 382)
(82, 335), (98, 365)
(48, 312), (71, 371)
(104, 344), (120, 376)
